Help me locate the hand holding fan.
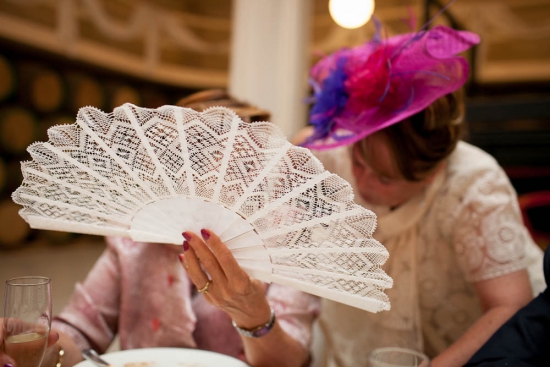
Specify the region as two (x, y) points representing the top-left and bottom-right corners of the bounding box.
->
(12, 104), (392, 312)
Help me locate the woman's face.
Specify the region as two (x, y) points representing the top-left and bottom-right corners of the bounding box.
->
(350, 133), (432, 208)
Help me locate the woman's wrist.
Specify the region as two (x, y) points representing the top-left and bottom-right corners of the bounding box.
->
(232, 307), (276, 338)
(227, 299), (272, 330)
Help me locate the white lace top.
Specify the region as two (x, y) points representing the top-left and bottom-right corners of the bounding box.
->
(312, 141), (545, 367)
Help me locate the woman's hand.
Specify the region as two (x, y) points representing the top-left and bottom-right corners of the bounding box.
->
(179, 229), (272, 329)
(0, 322), (15, 367)
(0, 349), (16, 367)
(178, 229), (310, 367)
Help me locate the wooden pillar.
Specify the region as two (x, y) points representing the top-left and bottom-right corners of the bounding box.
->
(229, 0), (312, 139)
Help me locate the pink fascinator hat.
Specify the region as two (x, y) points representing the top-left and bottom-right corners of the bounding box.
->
(303, 24), (480, 150)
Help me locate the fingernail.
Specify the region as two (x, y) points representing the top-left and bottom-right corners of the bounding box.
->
(178, 253), (185, 262)
(201, 229), (210, 240)
(5, 364), (14, 367)
(182, 232), (192, 241)
(183, 241), (189, 251)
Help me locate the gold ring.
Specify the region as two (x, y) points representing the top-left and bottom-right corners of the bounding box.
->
(197, 280), (210, 294)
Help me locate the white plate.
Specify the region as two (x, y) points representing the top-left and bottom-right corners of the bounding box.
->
(74, 348), (250, 367)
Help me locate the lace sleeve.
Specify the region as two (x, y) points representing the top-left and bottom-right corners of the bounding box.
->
(449, 167), (531, 282)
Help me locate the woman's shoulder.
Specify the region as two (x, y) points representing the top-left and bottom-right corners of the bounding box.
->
(443, 141), (510, 194)
(434, 142), (518, 234)
(447, 141), (502, 176)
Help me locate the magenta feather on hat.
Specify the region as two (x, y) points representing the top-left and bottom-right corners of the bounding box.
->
(303, 25), (480, 150)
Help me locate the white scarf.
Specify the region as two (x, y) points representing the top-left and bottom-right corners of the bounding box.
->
(318, 147), (445, 367)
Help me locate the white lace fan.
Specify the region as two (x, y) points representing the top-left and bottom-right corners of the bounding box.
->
(12, 104), (392, 312)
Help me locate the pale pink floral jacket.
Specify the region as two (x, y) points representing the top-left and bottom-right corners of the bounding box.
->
(52, 236), (320, 362)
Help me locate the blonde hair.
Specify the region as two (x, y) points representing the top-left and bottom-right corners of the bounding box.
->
(176, 89), (271, 123)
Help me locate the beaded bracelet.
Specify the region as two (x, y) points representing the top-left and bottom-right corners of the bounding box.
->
(232, 308), (276, 338)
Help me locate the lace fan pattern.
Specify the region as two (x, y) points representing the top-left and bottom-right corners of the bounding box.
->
(12, 104), (392, 312)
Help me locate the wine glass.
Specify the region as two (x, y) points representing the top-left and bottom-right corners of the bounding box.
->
(368, 347), (430, 367)
(3, 276), (52, 367)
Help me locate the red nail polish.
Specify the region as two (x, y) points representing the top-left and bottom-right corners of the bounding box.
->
(182, 232), (192, 241)
(201, 229), (210, 240)
(183, 241), (189, 251)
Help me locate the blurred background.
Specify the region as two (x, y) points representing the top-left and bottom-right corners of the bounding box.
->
(0, 0), (549, 326)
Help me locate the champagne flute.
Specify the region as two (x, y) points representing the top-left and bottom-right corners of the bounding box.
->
(368, 347), (430, 367)
(3, 276), (52, 367)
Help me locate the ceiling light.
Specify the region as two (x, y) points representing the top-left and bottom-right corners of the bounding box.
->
(329, 0), (375, 29)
